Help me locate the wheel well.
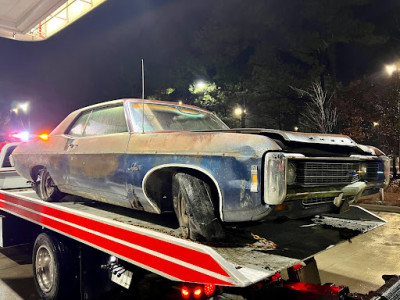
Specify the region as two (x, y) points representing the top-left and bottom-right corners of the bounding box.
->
(143, 167), (221, 215)
(31, 165), (45, 181)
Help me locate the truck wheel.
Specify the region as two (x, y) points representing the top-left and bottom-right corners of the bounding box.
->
(173, 173), (225, 241)
(35, 169), (64, 201)
(33, 233), (79, 300)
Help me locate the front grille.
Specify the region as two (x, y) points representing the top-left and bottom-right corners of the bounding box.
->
(296, 161), (360, 186)
(366, 161), (381, 181)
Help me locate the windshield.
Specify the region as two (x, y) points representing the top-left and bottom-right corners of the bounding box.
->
(129, 102), (229, 132)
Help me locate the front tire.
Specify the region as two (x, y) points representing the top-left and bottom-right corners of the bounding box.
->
(35, 169), (64, 201)
(32, 233), (79, 300)
(173, 173), (225, 241)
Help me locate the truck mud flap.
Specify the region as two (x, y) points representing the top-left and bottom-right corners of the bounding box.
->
(312, 205), (386, 233)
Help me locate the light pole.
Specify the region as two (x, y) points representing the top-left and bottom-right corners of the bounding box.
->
(385, 63), (400, 177)
(234, 106), (247, 127)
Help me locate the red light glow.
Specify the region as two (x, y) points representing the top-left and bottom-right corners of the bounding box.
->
(193, 286), (203, 298)
(284, 282), (342, 295)
(292, 264), (303, 270)
(204, 284), (215, 296)
(181, 286), (190, 299)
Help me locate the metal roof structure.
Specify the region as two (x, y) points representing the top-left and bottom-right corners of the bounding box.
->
(0, 0), (107, 41)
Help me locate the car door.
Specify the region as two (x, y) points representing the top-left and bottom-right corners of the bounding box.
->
(65, 104), (131, 205)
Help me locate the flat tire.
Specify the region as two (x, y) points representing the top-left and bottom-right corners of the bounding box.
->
(173, 172), (225, 241)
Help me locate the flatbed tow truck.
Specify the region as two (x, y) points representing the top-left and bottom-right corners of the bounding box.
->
(0, 186), (399, 300)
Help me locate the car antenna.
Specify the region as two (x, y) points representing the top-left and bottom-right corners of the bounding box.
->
(141, 58), (145, 134)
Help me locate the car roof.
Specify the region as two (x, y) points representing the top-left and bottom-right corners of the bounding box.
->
(76, 98), (211, 114)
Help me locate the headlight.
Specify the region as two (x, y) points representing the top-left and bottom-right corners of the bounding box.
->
(287, 162), (296, 185)
(358, 163), (368, 179)
(264, 152), (287, 205)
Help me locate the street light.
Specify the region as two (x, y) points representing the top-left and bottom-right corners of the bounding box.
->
(11, 101), (30, 129)
(234, 107), (243, 116)
(18, 102), (29, 113)
(234, 106), (247, 127)
(385, 64), (397, 76)
(194, 80), (207, 92)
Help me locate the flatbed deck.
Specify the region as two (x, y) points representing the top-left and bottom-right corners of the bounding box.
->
(0, 189), (387, 288)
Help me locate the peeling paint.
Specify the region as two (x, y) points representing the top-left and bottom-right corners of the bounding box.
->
(10, 99), (388, 225)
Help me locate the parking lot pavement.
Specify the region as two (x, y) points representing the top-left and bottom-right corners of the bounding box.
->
(0, 211), (398, 299)
(0, 244), (38, 300)
(316, 211), (400, 294)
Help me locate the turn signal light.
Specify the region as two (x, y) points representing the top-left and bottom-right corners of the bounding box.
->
(38, 133), (49, 141)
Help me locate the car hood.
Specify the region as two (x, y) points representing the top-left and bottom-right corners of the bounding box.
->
(208, 128), (377, 157)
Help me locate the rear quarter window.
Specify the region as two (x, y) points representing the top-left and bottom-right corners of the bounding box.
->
(2, 145), (17, 168)
(83, 106), (127, 136)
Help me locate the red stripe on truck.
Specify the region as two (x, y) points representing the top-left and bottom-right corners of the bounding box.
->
(0, 193), (234, 286)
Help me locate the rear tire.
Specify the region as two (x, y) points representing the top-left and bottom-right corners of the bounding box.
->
(32, 233), (79, 300)
(173, 173), (225, 241)
(35, 169), (64, 201)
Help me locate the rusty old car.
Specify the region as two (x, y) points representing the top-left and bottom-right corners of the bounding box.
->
(11, 99), (390, 241)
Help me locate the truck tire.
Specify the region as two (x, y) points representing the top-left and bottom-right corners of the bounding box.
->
(173, 173), (225, 241)
(32, 233), (79, 300)
(35, 168), (64, 201)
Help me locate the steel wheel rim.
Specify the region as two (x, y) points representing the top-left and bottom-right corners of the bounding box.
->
(35, 245), (55, 293)
(42, 171), (55, 199)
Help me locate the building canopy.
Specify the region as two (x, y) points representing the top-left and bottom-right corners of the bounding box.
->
(0, 0), (106, 41)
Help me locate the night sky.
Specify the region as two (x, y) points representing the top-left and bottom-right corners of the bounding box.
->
(0, 0), (399, 133)
(0, 0), (214, 132)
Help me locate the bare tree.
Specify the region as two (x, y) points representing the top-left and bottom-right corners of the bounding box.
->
(291, 81), (337, 133)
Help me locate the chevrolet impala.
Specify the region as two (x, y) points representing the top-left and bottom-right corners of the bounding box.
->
(11, 99), (390, 241)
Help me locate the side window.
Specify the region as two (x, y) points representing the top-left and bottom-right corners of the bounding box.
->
(83, 106), (127, 136)
(2, 145), (17, 168)
(67, 111), (91, 137)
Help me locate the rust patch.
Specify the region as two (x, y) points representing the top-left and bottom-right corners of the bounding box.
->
(129, 132), (280, 159)
(69, 154), (120, 178)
